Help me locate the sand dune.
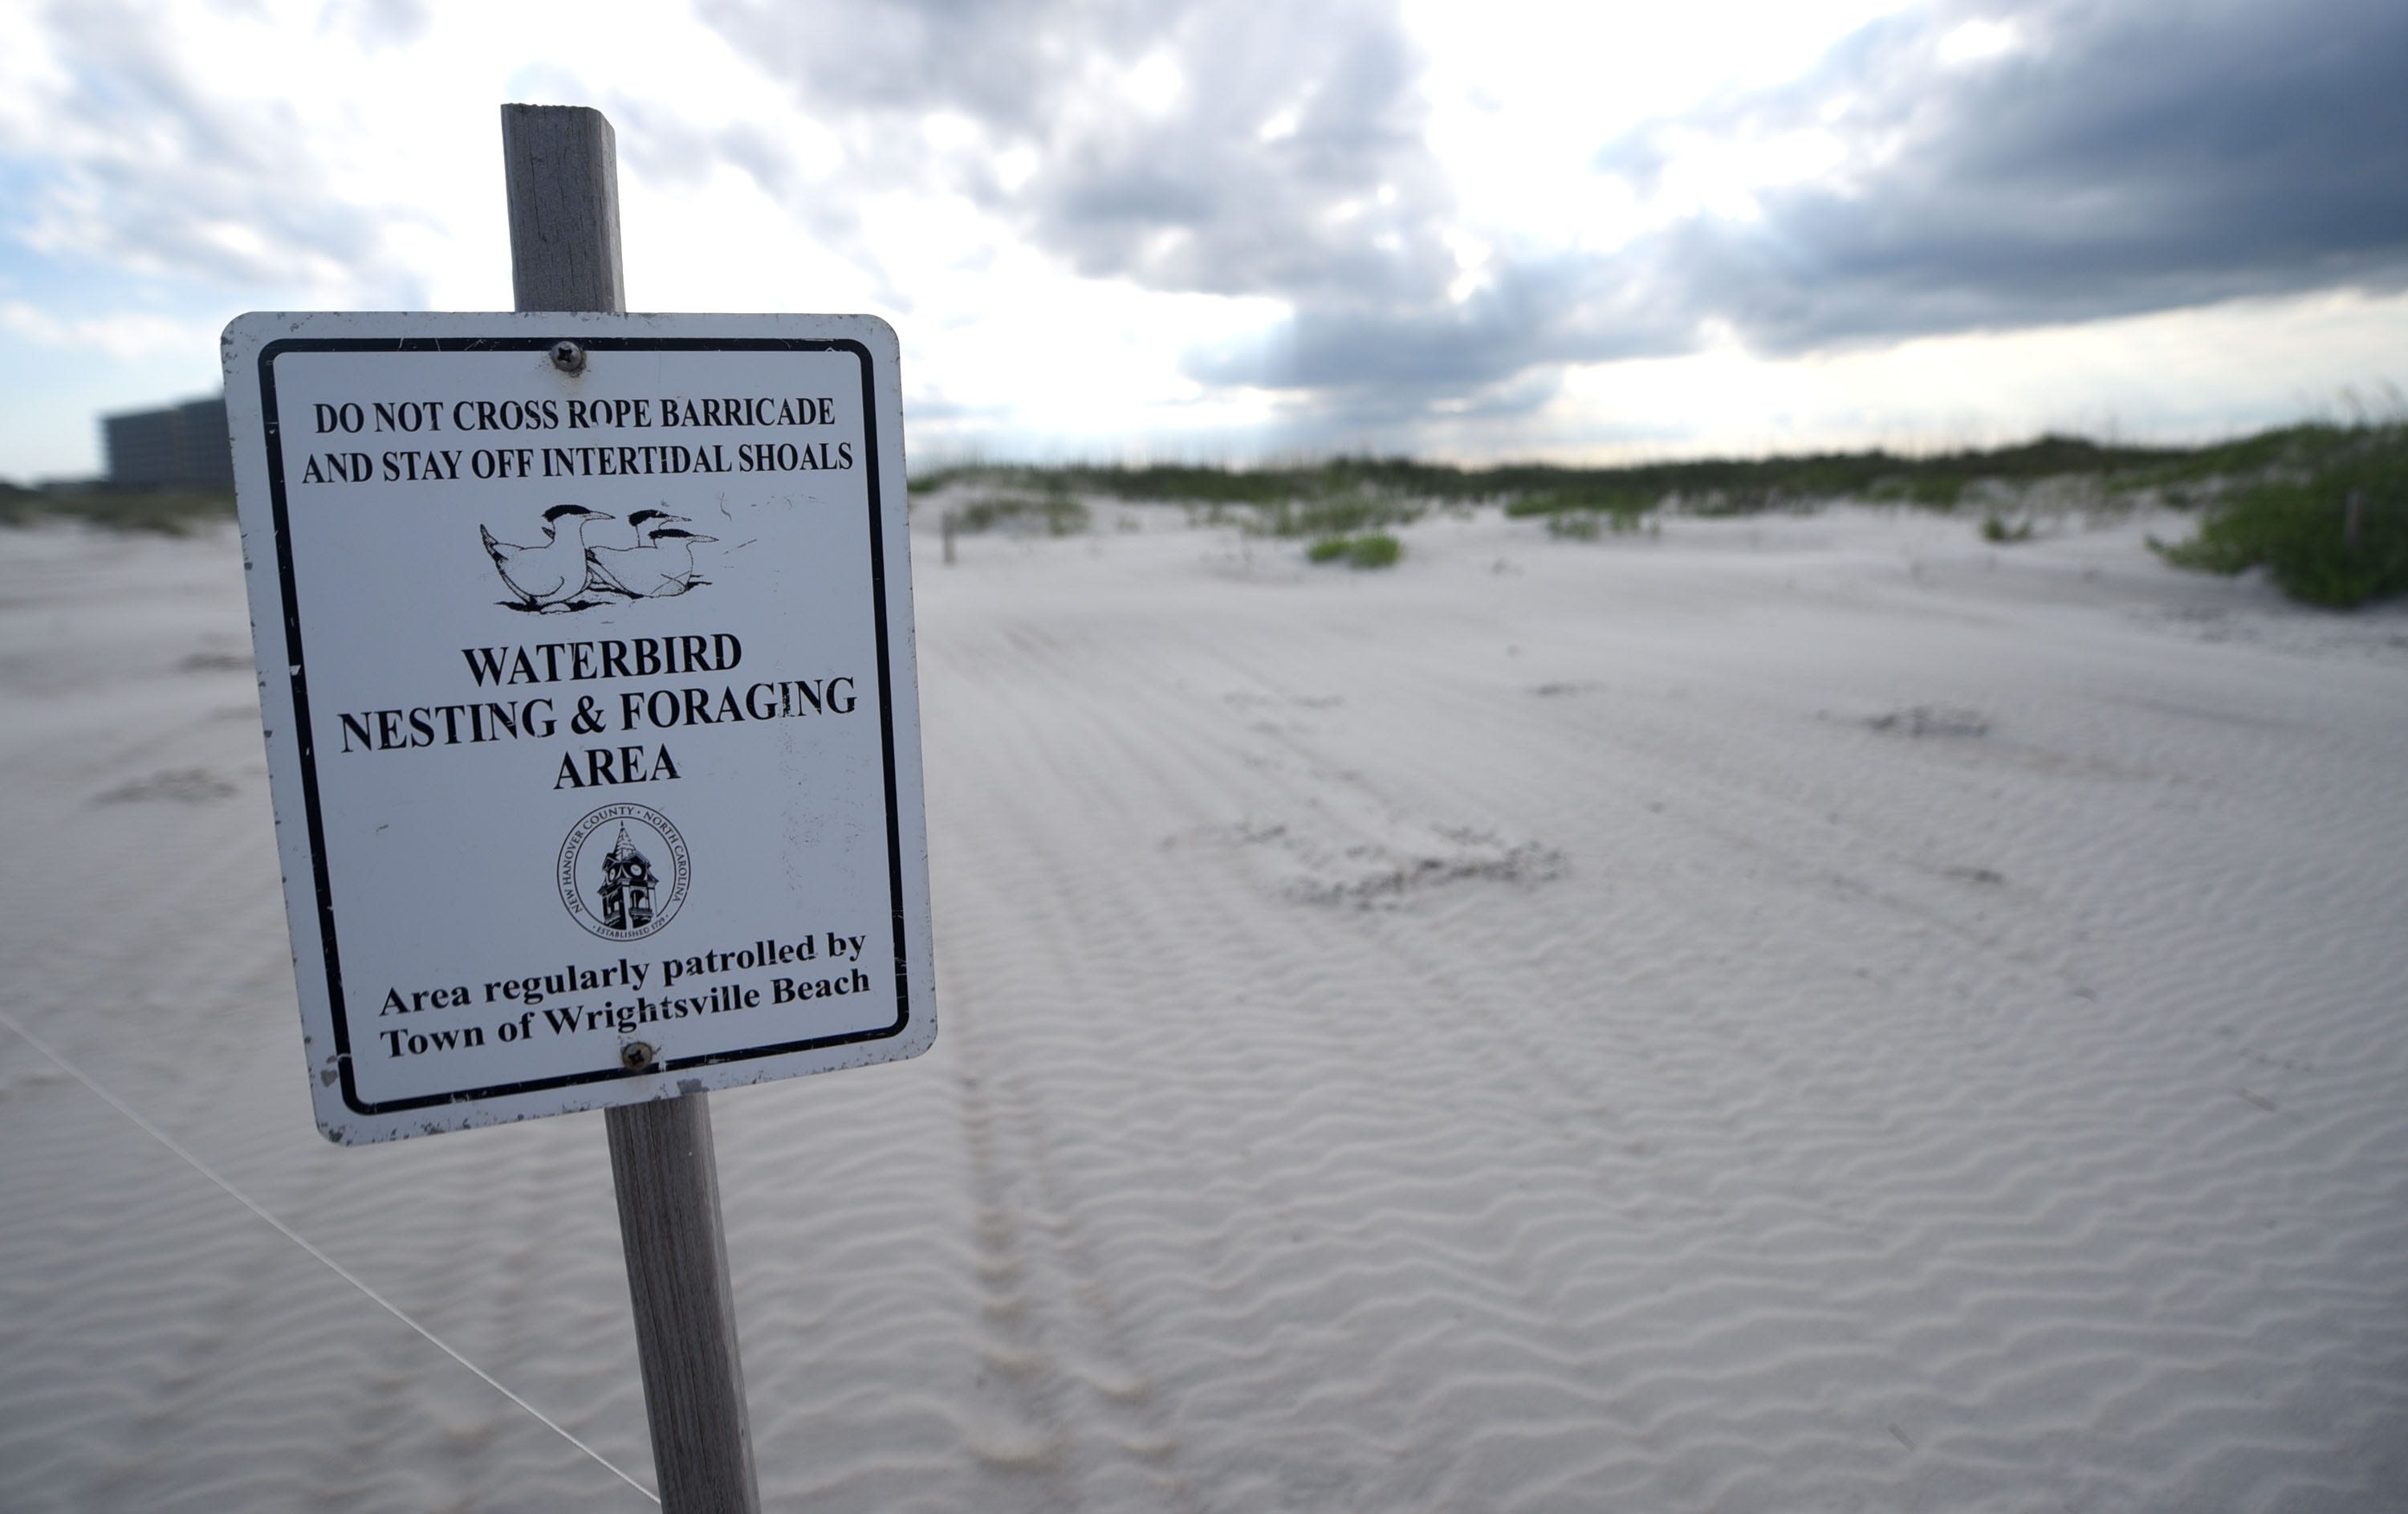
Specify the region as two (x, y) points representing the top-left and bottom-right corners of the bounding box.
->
(3, 503), (2404, 1510)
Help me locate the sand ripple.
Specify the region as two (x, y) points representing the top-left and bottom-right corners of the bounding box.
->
(2, 512), (2404, 1509)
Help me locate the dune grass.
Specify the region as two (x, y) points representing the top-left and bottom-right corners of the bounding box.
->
(1252, 490), (1422, 539)
(2150, 426), (2408, 607)
(916, 433), (2197, 519)
(950, 491), (1091, 536)
(909, 432), (2221, 547)
(1306, 532), (1404, 568)
(903, 421), (2408, 608)
(1529, 494), (1654, 539)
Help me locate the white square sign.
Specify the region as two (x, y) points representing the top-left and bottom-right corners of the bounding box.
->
(223, 311), (934, 1143)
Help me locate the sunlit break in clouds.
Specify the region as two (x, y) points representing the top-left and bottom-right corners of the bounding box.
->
(2, 0), (2404, 478)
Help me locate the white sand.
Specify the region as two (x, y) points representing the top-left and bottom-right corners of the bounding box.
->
(2, 503), (2404, 1511)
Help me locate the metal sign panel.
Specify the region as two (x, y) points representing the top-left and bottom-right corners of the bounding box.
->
(222, 311), (934, 1143)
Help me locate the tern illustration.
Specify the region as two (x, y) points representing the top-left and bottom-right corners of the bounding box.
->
(584, 507), (688, 599)
(588, 523), (718, 600)
(479, 505), (615, 611)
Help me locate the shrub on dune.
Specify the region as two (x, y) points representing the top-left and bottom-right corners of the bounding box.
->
(2154, 427), (2408, 608)
(1304, 532), (1403, 568)
(1346, 532), (1402, 568)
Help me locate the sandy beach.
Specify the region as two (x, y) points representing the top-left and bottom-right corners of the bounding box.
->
(3, 499), (2404, 1512)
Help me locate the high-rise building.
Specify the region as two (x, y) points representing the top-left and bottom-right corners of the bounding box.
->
(102, 396), (234, 491)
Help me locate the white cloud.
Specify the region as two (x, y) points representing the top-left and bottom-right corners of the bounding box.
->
(0, 301), (218, 360)
(1937, 15), (2025, 66)
(1551, 287), (2408, 462)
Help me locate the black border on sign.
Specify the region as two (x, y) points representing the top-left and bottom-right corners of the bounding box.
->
(252, 334), (911, 1117)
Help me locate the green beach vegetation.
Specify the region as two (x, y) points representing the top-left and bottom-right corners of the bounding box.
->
(947, 489), (1091, 537)
(909, 421), (2404, 608)
(1304, 531), (1403, 569)
(2148, 425), (2406, 608)
(910, 431), (2206, 518)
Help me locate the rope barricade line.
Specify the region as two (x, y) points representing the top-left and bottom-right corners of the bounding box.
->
(0, 1006), (659, 1507)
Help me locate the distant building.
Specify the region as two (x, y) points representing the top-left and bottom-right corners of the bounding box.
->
(103, 396), (234, 491)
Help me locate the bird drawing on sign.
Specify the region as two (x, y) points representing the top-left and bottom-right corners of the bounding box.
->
(479, 504), (616, 611)
(583, 507), (686, 599)
(588, 519), (718, 600)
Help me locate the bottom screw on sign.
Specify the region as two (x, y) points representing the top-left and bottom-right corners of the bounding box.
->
(620, 1041), (657, 1072)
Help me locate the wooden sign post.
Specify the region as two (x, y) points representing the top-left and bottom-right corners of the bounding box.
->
(500, 104), (759, 1514)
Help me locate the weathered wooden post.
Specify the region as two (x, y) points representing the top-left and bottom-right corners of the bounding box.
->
(499, 103), (760, 1514)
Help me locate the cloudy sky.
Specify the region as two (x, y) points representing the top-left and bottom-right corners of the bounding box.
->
(2, 0), (2404, 481)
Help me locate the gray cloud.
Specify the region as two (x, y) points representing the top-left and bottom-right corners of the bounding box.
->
(1015, 4), (1448, 304)
(694, 0), (1186, 139)
(698, 0), (1453, 297)
(1191, 255), (1671, 390)
(1204, 0), (2408, 442)
(1606, 0), (2408, 353)
(694, 0), (1479, 441)
(10, 0), (432, 304)
(599, 94), (903, 307)
(706, 0), (2406, 442)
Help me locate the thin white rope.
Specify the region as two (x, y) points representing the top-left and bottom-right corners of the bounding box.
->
(0, 1005), (659, 1507)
